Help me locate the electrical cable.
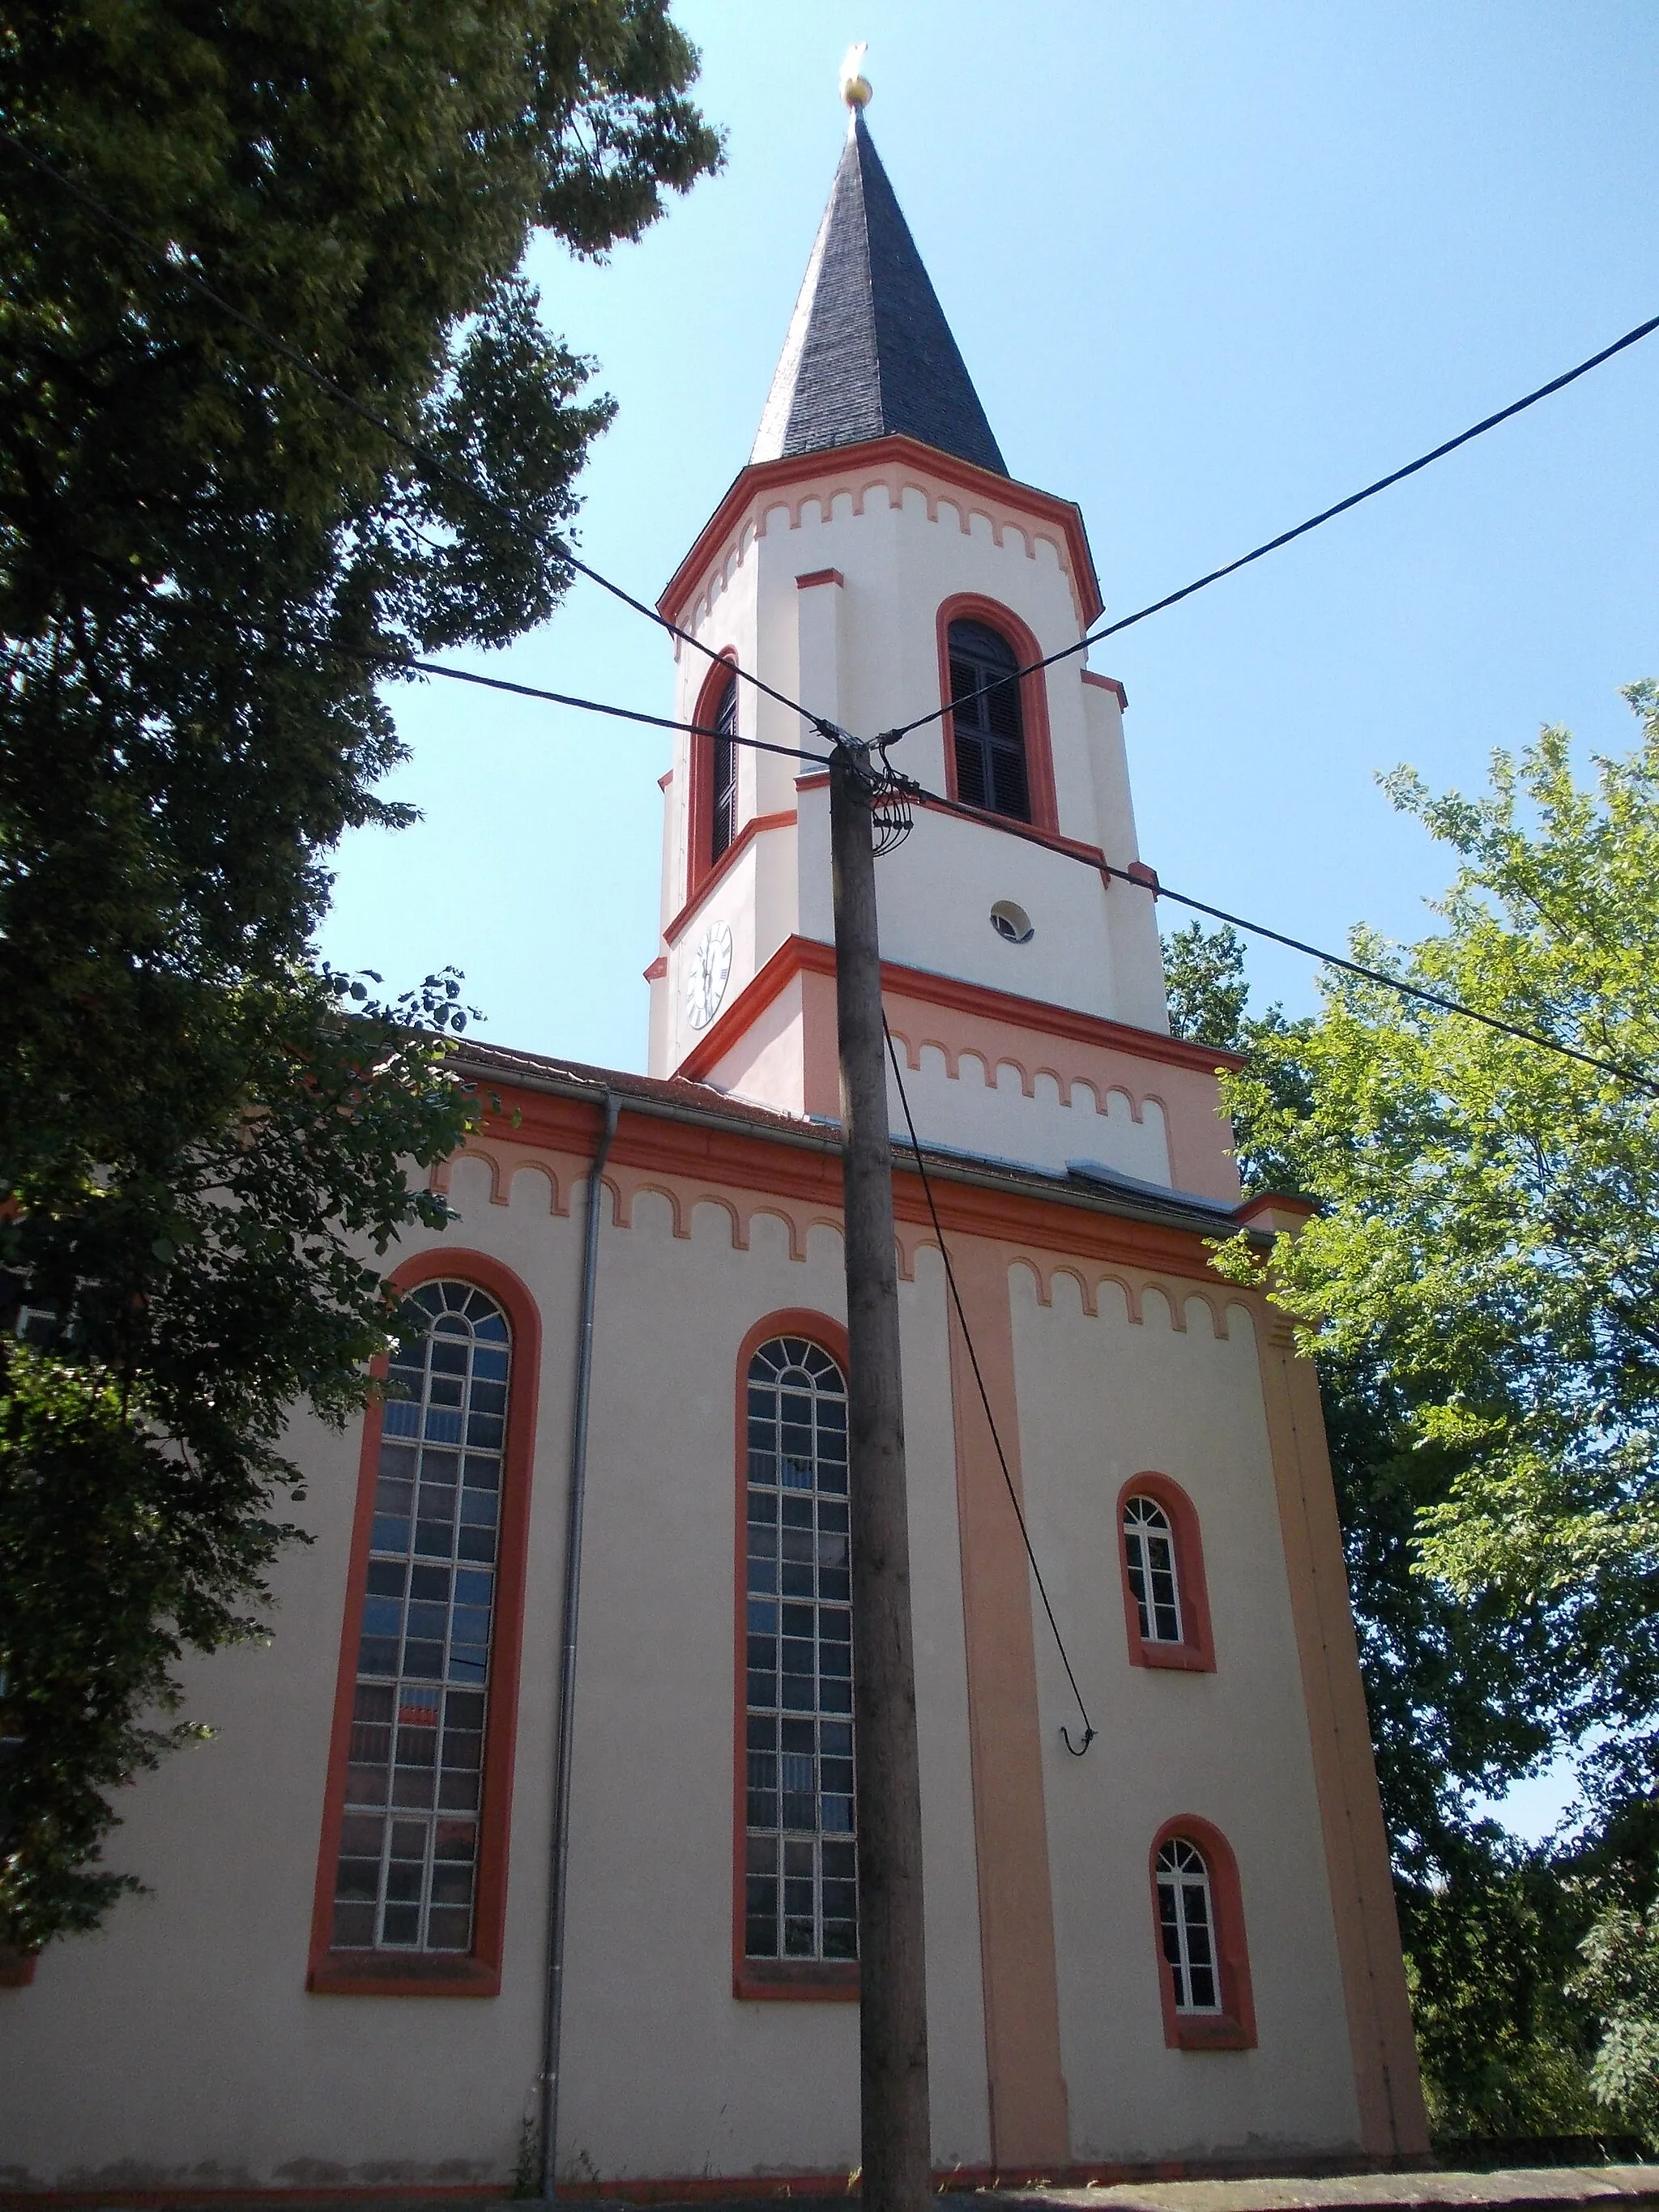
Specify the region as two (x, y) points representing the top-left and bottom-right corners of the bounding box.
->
(883, 307), (1659, 746)
(881, 1015), (1097, 1757)
(906, 786), (1659, 1100)
(348, 643), (831, 763)
(0, 129), (826, 734)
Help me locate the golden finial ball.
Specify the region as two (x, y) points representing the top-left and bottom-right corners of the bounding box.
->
(839, 42), (872, 109)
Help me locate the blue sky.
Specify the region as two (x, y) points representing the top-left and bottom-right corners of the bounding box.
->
(318, 3), (1658, 1840)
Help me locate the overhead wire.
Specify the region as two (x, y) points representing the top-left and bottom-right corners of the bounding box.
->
(331, 638), (832, 763)
(881, 306), (1659, 747)
(881, 1013), (1098, 1757)
(902, 785), (1659, 1099)
(0, 128), (826, 734)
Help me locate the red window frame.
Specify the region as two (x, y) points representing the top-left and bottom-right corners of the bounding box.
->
(687, 650), (742, 904)
(935, 592), (1059, 834)
(307, 1248), (541, 1997)
(1115, 1472), (1216, 1673)
(1148, 1815), (1256, 2051)
(731, 1308), (859, 2002)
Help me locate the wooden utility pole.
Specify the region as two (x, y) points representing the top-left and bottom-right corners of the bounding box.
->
(828, 738), (932, 2212)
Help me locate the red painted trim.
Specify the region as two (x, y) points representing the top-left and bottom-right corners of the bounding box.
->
(936, 593), (1060, 835)
(468, 1075), (1238, 1285)
(1149, 1814), (1256, 2051)
(657, 769), (673, 791)
(731, 1308), (859, 2004)
(1235, 1191), (1317, 1231)
(663, 811), (796, 950)
(307, 1248), (543, 1998)
(1115, 1473), (1216, 1673)
(795, 568), (844, 590)
(795, 770), (830, 793)
(915, 790), (1107, 869)
(1082, 670), (1128, 710)
(642, 955), (667, 984)
(685, 650), (740, 907)
(659, 434), (1103, 630)
(675, 932), (1246, 1086)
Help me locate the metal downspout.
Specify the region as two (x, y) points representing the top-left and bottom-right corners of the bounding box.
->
(539, 1089), (618, 2201)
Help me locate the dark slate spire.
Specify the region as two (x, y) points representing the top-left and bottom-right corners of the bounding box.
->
(751, 110), (1008, 478)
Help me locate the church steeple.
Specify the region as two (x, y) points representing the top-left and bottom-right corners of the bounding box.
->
(647, 75), (1243, 1201)
(749, 108), (1008, 478)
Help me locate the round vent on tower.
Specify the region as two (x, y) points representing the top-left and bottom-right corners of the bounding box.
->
(989, 900), (1034, 944)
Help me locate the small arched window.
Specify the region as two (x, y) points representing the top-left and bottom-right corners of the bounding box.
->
(710, 671), (739, 863)
(742, 1334), (856, 1967)
(1155, 1837), (1219, 2012)
(1149, 1818), (1256, 2049)
(947, 619), (1030, 822)
(1115, 1474), (1216, 1673)
(330, 1281), (511, 1956)
(1123, 1495), (1182, 1643)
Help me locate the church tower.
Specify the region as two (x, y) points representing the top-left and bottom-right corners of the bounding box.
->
(647, 104), (1240, 1204)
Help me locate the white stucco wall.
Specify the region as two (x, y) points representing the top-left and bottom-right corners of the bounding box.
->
(0, 1153), (989, 2189)
(1007, 1264), (1362, 2160)
(882, 1051), (1173, 1184)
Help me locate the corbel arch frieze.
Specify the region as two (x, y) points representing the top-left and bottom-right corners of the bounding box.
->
(437, 1140), (843, 1270)
(885, 1021), (1162, 1132)
(1009, 1250), (1232, 1340)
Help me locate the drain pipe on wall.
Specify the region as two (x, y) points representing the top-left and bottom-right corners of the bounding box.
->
(539, 1088), (619, 2201)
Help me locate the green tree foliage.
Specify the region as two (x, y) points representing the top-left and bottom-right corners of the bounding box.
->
(0, 2), (719, 1948)
(1169, 685), (1659, 2136)
(1576, 1891), (1659, 2138)
(1218, 688), (1659, 1813)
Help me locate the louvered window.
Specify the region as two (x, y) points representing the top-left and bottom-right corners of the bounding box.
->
(948, 619), (1030, 821)
(743, 1336), (857, 1962)
(711, 673), (739, 862)
(331, 1281), (510, 1954)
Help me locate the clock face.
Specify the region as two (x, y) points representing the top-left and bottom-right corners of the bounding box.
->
(685, 918), (733, 1032)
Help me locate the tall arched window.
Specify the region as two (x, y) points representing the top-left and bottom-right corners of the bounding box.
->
(742, 1334), (856, 1966)
(710, 671), (739, 863)
(329, 1281), (511, 1955)
(1148, 1817), (1256, 2049)
(947, 618), (1030, 821)
(1155, 1837), (1219, 2013)
(1115, 1473), (1216, 1673)
(1123, 1494), (1183, 1644)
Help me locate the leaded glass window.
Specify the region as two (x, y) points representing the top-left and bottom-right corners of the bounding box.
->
(948, 618), (1030, 821)
(711, 672), (739, 863)
(743, 1335), (857, 1962)
(1156, 1837), (1220, 2012)
(331, 1281), (510, 1954)
(1124, 1494), (1183, 1643)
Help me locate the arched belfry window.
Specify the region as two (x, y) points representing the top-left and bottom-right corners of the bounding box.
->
(330, 1281), (510, 1955)
(948, 618), (1030, 822)
(710, 670), (739, 863)
(743, 1335), (856, 1963)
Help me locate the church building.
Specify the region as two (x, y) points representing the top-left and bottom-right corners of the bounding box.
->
(0, 91), (1429, 2195)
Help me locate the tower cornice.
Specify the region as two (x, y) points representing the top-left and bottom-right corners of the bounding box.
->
(658, 433), (1103, 636)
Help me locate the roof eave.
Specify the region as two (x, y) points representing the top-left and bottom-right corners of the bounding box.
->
(658, 432), (1104, 634)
